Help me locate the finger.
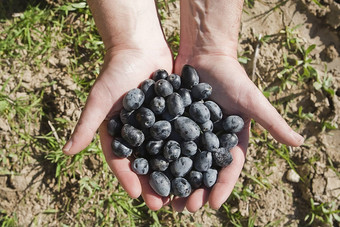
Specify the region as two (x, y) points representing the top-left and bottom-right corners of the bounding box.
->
(63, 78), (116, 155)
(100, 121), (166, 210)
(191, 61), (304, 147)
(209, 121), (250, 210)
(185, 187), (210, 213)
(171, 197), (187, 212)
(240, 82), (304, 147)
(162, 196), (171, 206)
(98, 123), (142, 198)
(139, 175), (166, 211)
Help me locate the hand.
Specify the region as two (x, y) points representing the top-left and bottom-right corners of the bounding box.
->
(62, 0), (176, 211)
(63, 46), (173, 210)
(171, 53), (304, 212)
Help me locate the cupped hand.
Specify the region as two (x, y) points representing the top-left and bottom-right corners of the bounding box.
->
(63, 46), (173, 210)
(172, 53), (304, 212)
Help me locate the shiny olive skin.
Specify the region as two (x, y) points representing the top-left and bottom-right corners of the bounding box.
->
(150, 156), (169, 172)
(149, 96), (166, 115)
(166, 92), (185, 117)
(121, 124), (145, 147)
(199, 120), (213, 132)
(123, 88), (145, 111)
(149, 171), (171, 197)
(219, 133), (238, 150)
(107, 115), (122, 137)
(201, 132), (220, 152)
(194, 151), (212, 172)
(140, 79), (156, 104)
(181, 64), (199, 89)
(222, 115), (244, 133)
(187, 170), (203, 189)
(174, 117), (201, 141)
(180, 141), (198, 157)
(177, 88), (192, 107)
(132, 158), (149, 175)
(204, 101), (223, 123)
(135, 107), (155, 128)
(120, 108), (136, 126)
(146, 140), (164, 155)
(167, 73), (181, 90)
(111, 138), (133, 158)
(203, 169), (218, 188)
(189, 102), (211, 124)
(213, 147), (233, 168)
(170, 157), (193, 177)
(191, 83), (212, 100)
(153, 69), (169, 81)
(154, 79), (173, 97)
(163, 140), (181, 162)
(171, 177), (192, 197)
(150, 120), (172, 140)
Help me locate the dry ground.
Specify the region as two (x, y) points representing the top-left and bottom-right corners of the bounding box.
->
(0, 0), (339, 226)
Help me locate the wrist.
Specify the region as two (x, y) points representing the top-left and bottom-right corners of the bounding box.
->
(88, 0), (167, 51)
(178, 0), (243, 59)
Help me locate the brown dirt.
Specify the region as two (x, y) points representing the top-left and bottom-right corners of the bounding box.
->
(0, 0), (339, 226)
(164, 0), (340, 226)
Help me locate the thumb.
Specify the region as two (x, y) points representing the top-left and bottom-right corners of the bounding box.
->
(243, 84), (304, 147)
(62, 80), (116, 155)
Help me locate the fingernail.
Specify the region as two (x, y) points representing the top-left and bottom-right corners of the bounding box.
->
(291, 131), (304, 145)
(62, 139), (73, 153)
(212, 202), (222, 210)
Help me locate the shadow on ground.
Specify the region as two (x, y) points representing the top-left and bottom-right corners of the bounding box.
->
(0, 0), (49, 20)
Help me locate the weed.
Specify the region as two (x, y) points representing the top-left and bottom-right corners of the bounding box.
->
(276, 26), (328, 101)
(156, 0), (177, 21)
(313, 65), (336, 97)
(327, 157), (340, 178)
(58, 2), (87, 15)
(0, 5), (57, 69)
(44, 135), (102, 189)
(244, 0), (255, 9)
(277, 53), (299, 91)
(79, 176), (100, 194)
(222, 203), (254, 227)
(271, 144), (296, 170)
(232, 182), (260, 201)
(238, 50), (251, 65)
(305, 198), (340, 226)
(167, 31), (180, 57)
(262, 86), (280, 98)
(0, 210), (17, 227)
(0, 0), (338, 226)
(299, 44), (318, 79)
(308, 0), (323, 7)
(280, 25), (303, 53)
(321, 119), (338, 132)
(297, 106), (314, 121)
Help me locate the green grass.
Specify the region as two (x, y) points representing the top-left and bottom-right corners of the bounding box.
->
(305, 198), (340, 226)
(0, 210), (17, 227)
(0, 0), (338, 226)
(245, 19), (338, 225)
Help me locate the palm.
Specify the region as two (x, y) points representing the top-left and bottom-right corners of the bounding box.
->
(172, 54), (302, 211)
(71, 48), (173, 210)
(95, 49), (173, 119)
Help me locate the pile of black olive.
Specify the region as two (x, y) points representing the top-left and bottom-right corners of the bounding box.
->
(107, 65), (244, 197)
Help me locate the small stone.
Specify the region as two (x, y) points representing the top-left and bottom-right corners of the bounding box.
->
(286, 169), (300, 183)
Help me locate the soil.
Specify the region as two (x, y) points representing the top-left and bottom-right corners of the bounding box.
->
(0, 0), (339, 226)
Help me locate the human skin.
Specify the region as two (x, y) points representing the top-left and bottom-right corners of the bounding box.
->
(171, 0), (304, 212)
(63, 0), (304, 212)
(62, 0), (173, 210)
